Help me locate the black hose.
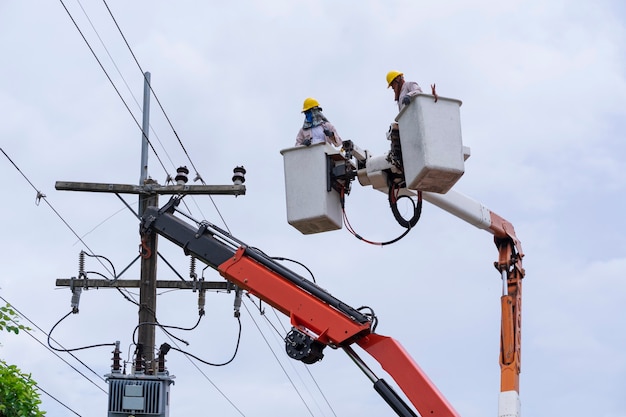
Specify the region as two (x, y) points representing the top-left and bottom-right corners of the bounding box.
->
(388, 182), (422, 229)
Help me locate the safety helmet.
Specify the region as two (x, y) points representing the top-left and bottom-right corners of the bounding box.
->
(386, 70), (403, 87)
(302, 97), (320, 112)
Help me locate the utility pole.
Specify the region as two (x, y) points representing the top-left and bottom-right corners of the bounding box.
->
(138, 72), (158, 368)
(55, 72), (245, 373)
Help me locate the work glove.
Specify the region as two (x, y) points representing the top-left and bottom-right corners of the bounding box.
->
(401, 96), (411, 106)
(303, 138), (312, 146)
(323, 128), (334, 138)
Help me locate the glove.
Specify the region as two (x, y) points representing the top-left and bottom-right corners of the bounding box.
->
(323, 128), (335, 138)
(401, 96), (411, 106)
(303, 138), (312, 146)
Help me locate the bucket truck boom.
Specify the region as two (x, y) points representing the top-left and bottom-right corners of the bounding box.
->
(280, 93), (525, 417)
(141, 196), (460, 417)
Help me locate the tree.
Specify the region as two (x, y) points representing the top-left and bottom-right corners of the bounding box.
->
(0, 303), (45, 416)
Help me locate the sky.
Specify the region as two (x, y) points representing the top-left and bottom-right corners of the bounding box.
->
(0, 0), (625, 416)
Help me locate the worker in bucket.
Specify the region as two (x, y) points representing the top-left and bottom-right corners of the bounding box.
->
(386, 70), (423, 111)
(295, 97), (342, 147)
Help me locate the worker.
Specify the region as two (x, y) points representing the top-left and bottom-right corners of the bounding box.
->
(295, 97), (342, 147)
(386, 70), (423, 111)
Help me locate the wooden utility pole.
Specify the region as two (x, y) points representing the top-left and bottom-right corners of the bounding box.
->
(138, 180), (158, 367)
(138, 72), (157, 368)
(55, 72), (245, 372)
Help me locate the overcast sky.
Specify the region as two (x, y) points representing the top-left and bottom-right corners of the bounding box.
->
(1, 1), (625, 416)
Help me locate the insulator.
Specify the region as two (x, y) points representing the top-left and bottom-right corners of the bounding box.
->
(232, 166), (246, 185)
(198, 289), (206, 316)
(157, 343), (171, 373)
(189, 256), (197, 280)
(175, 166), (190, 185)
(70, 287), (83, 314)
(134, 344), (145, 374)
(78, 251), (85, 279)
(233, 288), (242, 318)
(111, 341), (122, 373)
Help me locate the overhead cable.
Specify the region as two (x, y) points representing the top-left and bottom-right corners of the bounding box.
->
(56, 0), (169, 175)
(0, 295), (107, 394)
(101, 0), (203, 182)
(243, 299), (316, 417)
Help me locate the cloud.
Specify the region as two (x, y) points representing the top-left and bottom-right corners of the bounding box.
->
(1, 1), (625, 416)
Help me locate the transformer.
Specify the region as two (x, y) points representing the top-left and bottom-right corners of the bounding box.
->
(106, 373), (174, 417)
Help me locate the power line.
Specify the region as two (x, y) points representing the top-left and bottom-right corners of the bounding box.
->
(1, 146), (145, 337)
(0, 295), (108, 394)
(51, 4), (253, 415)
(242, 299), (316, 417)
(269, 308), (337, 417)
(56, 0), (170, 176)
(262, 310), (330, 417)
(1, 148), (113, 278)
(34, 383), (83, 416)
(1, 148), (142, 314)
(0, 362), (83, 416)
(74, 0), (181, 177)
(99, 0), (234, 233)
(252, 299), (337, 417)
(145, 318), (248, 416)
(101, 0), (203, 182)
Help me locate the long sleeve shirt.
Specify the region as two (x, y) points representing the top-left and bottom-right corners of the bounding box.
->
(295, 121), (342, 147)
(398, 81), (423, 111)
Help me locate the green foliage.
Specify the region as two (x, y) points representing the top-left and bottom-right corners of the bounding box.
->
(0, 304), (30, 335)
(0, 304), (45, 416)
(0, 360), (45, 417)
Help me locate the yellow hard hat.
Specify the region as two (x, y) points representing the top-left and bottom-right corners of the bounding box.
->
(302, 97), (320, 112)
(386, 70), (403, 87)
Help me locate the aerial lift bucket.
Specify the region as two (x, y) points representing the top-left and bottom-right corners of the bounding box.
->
(395, 94), (465, 194)
(280, 143), (344, 234)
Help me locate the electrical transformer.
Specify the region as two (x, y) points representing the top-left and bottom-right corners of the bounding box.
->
(107, 373), (174, 417)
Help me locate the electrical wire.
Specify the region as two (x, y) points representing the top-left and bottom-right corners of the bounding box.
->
(356, 306), (378, 333)
(7, 2), (248, 410)
(59, 0), (234, 233)
(268, 308), (338, 417)
(100, 0), (237, 234)
(48, 310), (116, 353)
(74, 0), (179, 176)
(271, 256), (317, 283)
(131, 318), (202, 347)
(0, 360), (83, 416)
(0, 296), (107, 394)
(125, 315), (247, 416)
(2, 147), (141, 317)
(101, 0), (202, 182)
(56, 0), (169, 176)
(166, 315), (242, 367)
(1, 148), (116, 279)
(245, 293), (281, 337)
(242, 299), (316, 417)
(152, 319), (247, 416)
(49, 5), (307, 415)
(156, 251), (187, 282)
(68, 1), (217, 239)
(72, 0), (236, 237)
(74, 203), (134, 244)
(33, 383), (83, 416)
(261, 310), (329, 417)
(388, 181), (422, 229)
(340, 183), (421, 246)
(82, 252), (117, 278)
